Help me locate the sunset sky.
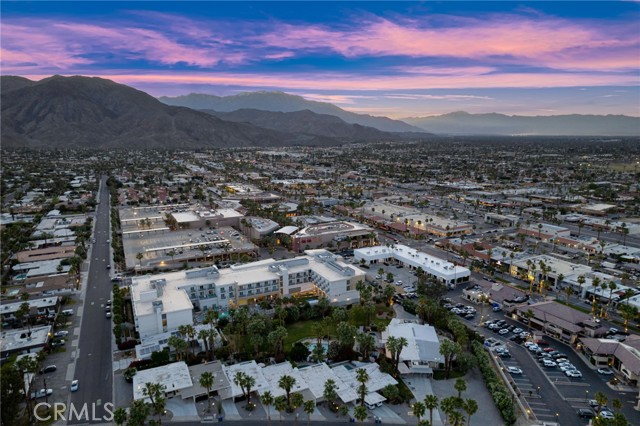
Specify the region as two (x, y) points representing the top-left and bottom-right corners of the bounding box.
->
(2, 1), (639, 118)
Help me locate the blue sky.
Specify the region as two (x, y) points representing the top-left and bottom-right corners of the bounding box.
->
(2, 1), (639, 117)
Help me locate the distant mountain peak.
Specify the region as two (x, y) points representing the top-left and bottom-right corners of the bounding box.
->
(159, 91), (424, 133)
(403, 111), (640, 136)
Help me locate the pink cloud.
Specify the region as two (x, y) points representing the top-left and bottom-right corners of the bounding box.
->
(257, 16), (639, 72)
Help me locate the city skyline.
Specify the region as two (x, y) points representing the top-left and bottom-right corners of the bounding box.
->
(1, 1), (639, 118)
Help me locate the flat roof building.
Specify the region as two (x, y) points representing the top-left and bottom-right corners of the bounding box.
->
(133, 361), (193, 402)
(0, 325), (52, 362)
(381, 319), (442, 375)
(354, 244), (470, 286)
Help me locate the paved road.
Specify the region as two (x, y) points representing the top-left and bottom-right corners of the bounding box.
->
(68, 176), (114, 424)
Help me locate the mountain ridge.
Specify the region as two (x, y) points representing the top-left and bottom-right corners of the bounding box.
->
(403, 111), (640, 136)
(159, 91), (424, 133)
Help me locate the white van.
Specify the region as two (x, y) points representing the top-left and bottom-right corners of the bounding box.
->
(61, 309), (74, 316)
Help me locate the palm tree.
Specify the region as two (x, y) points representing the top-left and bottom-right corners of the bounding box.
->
(594, 391), (608, 410)
(113, 408), (128, 426)
(606, 281), (617, 318)
(424, 394), (439, 426)
(262, 391), (274, 425)
(449, 410), (466, 426)
(291, 392), (304, 426)
(440, 396), (457, 426)
(179, 324), (197, 357)
(619, 304), (638, 332)
(412, 401), (426, 423)
(355, 368), (370, 407)
(354, 405), (368, 424)
(200, 372), (214, 413)
(278, 374), (296, 408)
(454, 378), (467, 399)
(463, 399), (478, 426)
(234, 371), (256, 407)
(323, 379), (338, 410)
(274, 396), (287, 425)
(143, 382), (167, 426)
(303, 400), (315, 426)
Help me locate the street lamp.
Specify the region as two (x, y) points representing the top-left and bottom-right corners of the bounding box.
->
(555, 413), (559, 422)
(536, 386), (540, 395)
(585, 390), (589, 401)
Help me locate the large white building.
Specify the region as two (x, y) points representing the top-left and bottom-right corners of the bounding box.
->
(353, 244), (470, 287)
(130, 250), (365, 338)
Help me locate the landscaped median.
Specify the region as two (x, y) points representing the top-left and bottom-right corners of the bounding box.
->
(471, 341), (518, 425)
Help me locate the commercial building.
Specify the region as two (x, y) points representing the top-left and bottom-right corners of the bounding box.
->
(381, 319), (443, 375)
(513, 301), (603, 344)
(517, 223), (571, 242)
(238, 217), (279, 240)
(130, 250), (365, 338)
(579, 335), (640, 385)
(510, 254), (592, 289)
(291, 221), (375, 252)
(354, 244), (470, 287)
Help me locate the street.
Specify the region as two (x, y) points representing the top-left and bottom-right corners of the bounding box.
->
(68, 176), (114, 424)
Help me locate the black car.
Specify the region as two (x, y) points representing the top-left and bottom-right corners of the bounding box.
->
(498, 351), (511, 358)
(577, 408), (595, 419)
(40, 365), (57, 374)
(464, 313), (475, 320)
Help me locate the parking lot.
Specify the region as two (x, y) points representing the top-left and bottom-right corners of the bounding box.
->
(443, 288), (640, 425)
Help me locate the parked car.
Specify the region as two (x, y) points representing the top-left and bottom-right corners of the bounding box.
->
(566, 370), (583, 378)
(106, 312), (112, 319)
(499, 328), (510, 335)
(507, 366), (523, 375)
(577, 408), (595, 419)
(599, 410), (614, 419)
(30, 389), (53, 400)
(70, 380), (79, 392)
(542, 360), (557, 368)
(40, 365), (57, 374)
(597, 367), (614, 375)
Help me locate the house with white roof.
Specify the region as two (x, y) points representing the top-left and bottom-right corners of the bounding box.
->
(381, 318), (443, 375)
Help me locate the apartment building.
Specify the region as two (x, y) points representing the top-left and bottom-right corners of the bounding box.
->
(130, 250), (364, 338)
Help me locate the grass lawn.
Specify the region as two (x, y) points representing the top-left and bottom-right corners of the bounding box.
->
(284, 319), (336, 351)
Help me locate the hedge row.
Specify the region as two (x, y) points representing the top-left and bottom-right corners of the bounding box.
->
(471, 341), (517, 425)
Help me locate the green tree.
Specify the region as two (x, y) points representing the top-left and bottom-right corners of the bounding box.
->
(463, 399), (478, 426)
(439, 339), (462, 379)
(199, 372), (214, 413)
(143, 382), (167, 426)
(424, 394), (439, 426)
(291, 392), (304, 426)
(113, 407), (128, 426)
(357, 332), (375, 359)
(262, 391), (274, 425)
(323, 379), (338, 410)
(354, 405), (368, 424)
(128, 398), (151, 426)
(356, 368), (370, 407)
(274, 395), (287, 425)
(0, 363), (23, 426)
(233, 371), (256, 408)
(413, 401), (426, 423)
(303, 400), (315, 426)
(454, 378), (467, 399)
(278, 374), (296, 408)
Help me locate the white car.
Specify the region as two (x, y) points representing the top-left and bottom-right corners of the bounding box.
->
(597, 368), (614, 375)
(54, 330), (69, 338)
(507, 366), (523, 375)
(543, 360), (557, 368)
(559, 364), (575, 372)
(499, 329), (510, 335)
(70, 380), (79, 392)
(512, 328), (523, 334)
(524, 341), (535, 348)
(599, 410), (614, 419)
(565, 370), (582, 378)
(30, 389), (53, 399)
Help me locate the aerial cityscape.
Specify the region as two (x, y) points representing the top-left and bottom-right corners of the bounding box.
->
(1, 2), (639, 426)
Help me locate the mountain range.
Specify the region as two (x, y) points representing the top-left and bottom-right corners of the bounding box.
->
(159, 91), (423, 133)
(404, 111), (640, 136)
(1, 76), (415, 149)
